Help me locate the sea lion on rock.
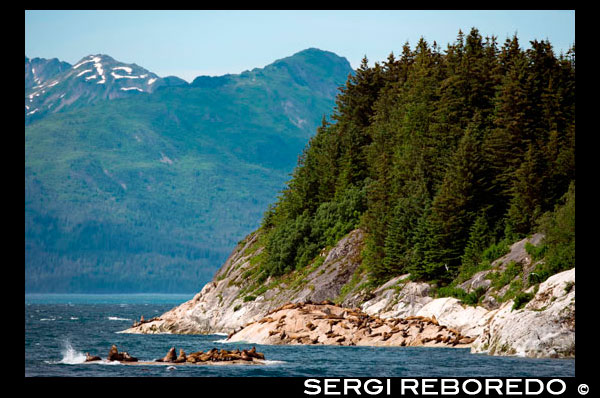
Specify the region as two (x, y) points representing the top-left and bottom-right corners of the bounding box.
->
(247, 347), (265, 360)
(459, 336), (475, 344)
(174, 349), (187, 363)
(121, 351), (138, 362)
(107, 345), (122, 361)
(161, 347), (177, 363)
(85, 352), (101, 362)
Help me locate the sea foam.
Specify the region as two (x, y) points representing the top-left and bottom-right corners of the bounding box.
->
(52, 340), (87, 365)
(108, 316), (131, 321)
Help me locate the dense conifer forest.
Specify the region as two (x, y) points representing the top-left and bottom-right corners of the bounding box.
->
(259, 28), (575, 288)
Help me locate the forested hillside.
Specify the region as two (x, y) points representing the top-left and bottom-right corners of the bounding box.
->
(258, 28), (575, 288)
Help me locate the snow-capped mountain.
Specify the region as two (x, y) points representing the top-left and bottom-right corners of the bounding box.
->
(25, 56), (72, 91)
(25, 54), (186, 122)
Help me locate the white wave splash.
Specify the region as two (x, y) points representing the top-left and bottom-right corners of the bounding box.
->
(108, 316), (132, 321)
(263, 360), (286, 365)
(55, 340), (87, 365)
(213, 332), (228, 336)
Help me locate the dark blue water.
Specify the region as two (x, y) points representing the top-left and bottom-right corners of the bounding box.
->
(25, 294), (575, 377)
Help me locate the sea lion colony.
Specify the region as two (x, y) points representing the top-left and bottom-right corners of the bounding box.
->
(85, 344), (265, 364)
(131, 315), (161, 328)
(227, 301), (476, 347)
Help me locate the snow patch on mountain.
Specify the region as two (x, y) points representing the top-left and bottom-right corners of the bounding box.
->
(77, 69), (92, 77)
(111, 72), (141, 79)
(73, 56), (101, 69)
(120, 87), (144, 92)
(112, 66), (133, 73)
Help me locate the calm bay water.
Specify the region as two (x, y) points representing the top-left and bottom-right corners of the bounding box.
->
(25, 294), (575, 377)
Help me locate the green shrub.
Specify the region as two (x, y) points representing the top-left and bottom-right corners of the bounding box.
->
(435, 285), (486, 306)
(488, 261), (522, 290)
(512, 292), (534, 310)
(564, 281), (574, 294)
(233, 304), (241, 312)
(528, 182), (575, 284)
(463, 287), (487, 305)
(243, 295), (256, 302)
(481, 240), (510, 263)
(501, 279), (524, 303)
(436, 286), (467, 300)
(525, 241), (547, 261)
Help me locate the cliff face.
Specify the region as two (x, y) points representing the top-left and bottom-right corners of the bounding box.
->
(121, 229), (575, 358)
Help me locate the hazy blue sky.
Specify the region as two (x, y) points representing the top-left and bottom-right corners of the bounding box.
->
(25, 10), (575, 82)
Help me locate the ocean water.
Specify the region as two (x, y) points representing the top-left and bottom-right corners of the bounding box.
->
(25, 294), (575, 377)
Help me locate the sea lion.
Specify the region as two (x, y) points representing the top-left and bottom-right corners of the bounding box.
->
(186, 356), (198, 363)
(162, 347), (177, 362)
(459, 336), (475, 344)
(240, 350), (252, 361)
(174, 349), (187, 363)
(107, 345), (122, 361)
(85, 352), (101, 362)
(247, 347), (265, 360)
(121, 351), (138, 362)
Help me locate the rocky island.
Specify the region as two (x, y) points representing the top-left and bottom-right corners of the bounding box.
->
(121, 230), (574, 358)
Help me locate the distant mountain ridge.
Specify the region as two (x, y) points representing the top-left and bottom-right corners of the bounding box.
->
(25, 48), (354, 293)
(25, 54), (187, 123)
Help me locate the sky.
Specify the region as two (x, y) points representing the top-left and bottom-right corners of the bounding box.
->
(25, 10), (575, 83)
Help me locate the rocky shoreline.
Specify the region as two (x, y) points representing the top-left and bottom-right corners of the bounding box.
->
(120, 230), (574, 358)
